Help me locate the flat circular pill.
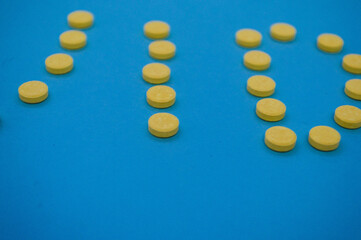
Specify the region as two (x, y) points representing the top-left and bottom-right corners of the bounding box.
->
(244, 50), (271, 71)
(342, 54), (361, 74)
(265, 126), (297, 152)
(144, 21), (170, 39)
(270, 23), (296, 42)
(235, 29), (262, 48)
(149, 40), (176, 60)
(148, 113), (179, 138)
(345, 79), (361, 100)
(142, 63), (170, 84)
(247, 75), (276, 97)
(67, 10), (94, 29)
(147, 85), (176, 108)
(18, 81), (48, 104)
(308, 126), (341, 151)
(45, 53), (73, 75)
(334, 105), (361, 129)
(256, 98), (286, 122)
(59, 30), (87, 50)
(317, 33), (344, 53)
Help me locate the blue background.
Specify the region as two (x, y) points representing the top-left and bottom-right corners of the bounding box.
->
(0, 0), (361, 239)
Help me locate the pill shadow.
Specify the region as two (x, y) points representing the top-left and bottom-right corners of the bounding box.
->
(140, 76), (174, 86)
(262, 138), (300, 157)
(269, 38), (298, 45)
(44, 67), (76, 79)
(304, 135), (344, 157)
(147, 128), (181, 143)
(16, 93), (51, 108)
(314, 44), (343, 56)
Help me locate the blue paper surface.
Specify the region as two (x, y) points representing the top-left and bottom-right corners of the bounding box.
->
(0, 0), (360, 239)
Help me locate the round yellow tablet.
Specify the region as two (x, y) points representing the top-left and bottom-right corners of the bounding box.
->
(18, 81), (48, 104)
(342, 54), (361, 74)
(264, 126), (297, 152)
(345, 79), (361, 100)
(59, 30), (87, 50)
(243, 50), (271, 71)
(149, 40), (176, 60)
(45, 53), (73, 75)
(142, 63), (170, 84)
(317, 33), (344, 53)
(256, 98), (286, 122)
(148, 113), (179, 138)
(308, 126), (341, 151)
(247, 75), (276, 97)
(270, 23), (296, 42)
(334, 105), (361, 129)
(144, 21), (170, 39)
(235, 29), (262, 48)
(67, 10), (94, 29)
(147, 85), (176, 108)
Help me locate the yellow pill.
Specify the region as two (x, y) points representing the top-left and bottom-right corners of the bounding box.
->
(67, 10), (94, 29)
(342, 54), (361, 74)
(243, 50), (271, 71)
(235, 29), (262, 48)
(45, 53), (73, 75)
(317, 33), (344, 53)
(59, 30), (87, 50)
(308, 126), (341, 151)
(18, 81), (48, 104)
(146, 85), (176, 108)
(144, 21), (170, 39)
(149, 40), (176, 60)
(265, 126), (297, 152)
(256, 98), (286, 122)
(270, 23), (296, 42)
(345, 79), (361, 100)
(148, 113), (179, 138)
(142, 63), (170, 84)
(334, 105), (361, 129)
(247, 75), (276, 97)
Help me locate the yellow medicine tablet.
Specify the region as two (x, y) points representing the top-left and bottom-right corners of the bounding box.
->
(235, 29), (262, 48)
(317, 33), (344, 53)
(270, 23), (296, 42)
(59, 30), (87, 50)
(247, 75), (276, 97)
(345, 79), (361, 100)
(243, 50), (271, 71)
(18, 81), (48, 104)
(45, 53), (73, 75)
(146, 85), (176, 108)
(342, 54), (361, 74)
(264, 126), (297, 152)
(149, 40), (176, 60)
(308, 126), (341, 151)
(67, 10), (94, 29)
(256, 98), (286, 122)
(144, 21), (170, 39)
(148, 113), (179, 138)
(334, 105), (361, 129)
(142, 63), (170, 84)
